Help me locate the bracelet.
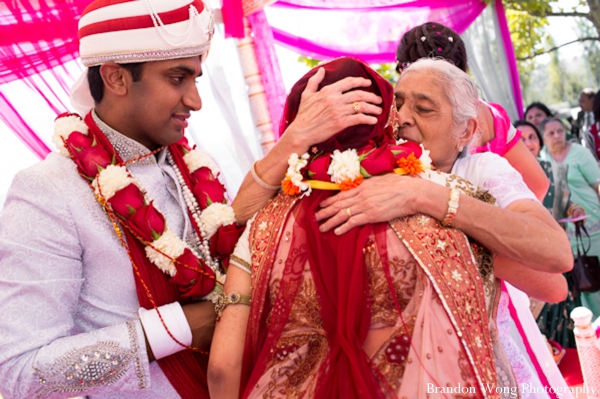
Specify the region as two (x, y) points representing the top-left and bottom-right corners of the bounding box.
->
(215, 292), (251, 321)
(566, 204), (586, 217)
(250, 161), (280, 190)
(441, 188), (460, 227)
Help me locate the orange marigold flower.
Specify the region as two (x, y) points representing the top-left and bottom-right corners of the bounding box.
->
(282, 178), (300, 196)
(340, 176), (363, 191)
(397, 153), (424, 176)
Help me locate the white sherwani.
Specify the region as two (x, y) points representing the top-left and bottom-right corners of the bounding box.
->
(0, 115), (198, 398)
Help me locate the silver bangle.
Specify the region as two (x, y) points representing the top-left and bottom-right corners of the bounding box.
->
(250, 161), (280, 190)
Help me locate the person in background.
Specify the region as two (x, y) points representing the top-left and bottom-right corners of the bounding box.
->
(525, 102), (554, 130)
(517, 119), (583, 351)
(588, 91), (600, 161)
(539, 117), (600, 319)
(573, 88), (597, 158)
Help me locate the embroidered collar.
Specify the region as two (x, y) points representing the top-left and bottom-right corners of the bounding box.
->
(92, 110), (165, 167)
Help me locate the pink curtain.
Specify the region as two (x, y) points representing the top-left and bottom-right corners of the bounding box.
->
(265, 0), (487, 64)
(1, 0), (89, 159)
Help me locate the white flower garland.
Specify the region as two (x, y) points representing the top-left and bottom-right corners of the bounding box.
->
(328, 149), (361, 184)
(286, 152), (312, 196)
(183, 148), (220, 177)
(53, 115), (89, 157)
(145, 229), (186, 276)
(199, 202), (237, 238)
(54, 116), (236, 297)
(92, 165), (134, 200)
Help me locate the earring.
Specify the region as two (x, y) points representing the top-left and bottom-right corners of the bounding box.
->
(458, 145), (464, 152)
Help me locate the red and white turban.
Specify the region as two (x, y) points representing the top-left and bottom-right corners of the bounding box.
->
(78, 0), (214, 66)
(71, 0), (213, 114)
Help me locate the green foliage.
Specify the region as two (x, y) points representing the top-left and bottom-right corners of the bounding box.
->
(297, 56), (398, 85)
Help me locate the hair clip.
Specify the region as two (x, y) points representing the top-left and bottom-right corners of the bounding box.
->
(448, 37), (454, 42)
(437, 47), (442, 52)
(421, 36), (426, 42)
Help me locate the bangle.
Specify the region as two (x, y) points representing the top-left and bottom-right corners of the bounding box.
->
(566, 204), (586, 217)
(250, 161), (280, 190)
(441, 188), (460, 227)
(215, 292), (251, 321)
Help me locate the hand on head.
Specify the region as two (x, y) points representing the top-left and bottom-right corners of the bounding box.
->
(283, 65), (384, 151)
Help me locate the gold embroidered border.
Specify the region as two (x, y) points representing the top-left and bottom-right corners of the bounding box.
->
(389, 215), (499, 399)
(248, 193), (299, 344)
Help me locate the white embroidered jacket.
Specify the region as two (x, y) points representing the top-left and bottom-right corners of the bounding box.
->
(0, 115), (202, 398)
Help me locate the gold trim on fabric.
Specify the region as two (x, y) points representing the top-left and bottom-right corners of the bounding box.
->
(389, 216), (499, 398)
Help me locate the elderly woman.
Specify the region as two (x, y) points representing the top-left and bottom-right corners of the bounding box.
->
(208, 58), (570, 398)
(395, 22), (549, 202)
(538, 116), (600, 318)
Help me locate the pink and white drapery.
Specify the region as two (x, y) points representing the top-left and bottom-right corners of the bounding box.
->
(264, 0), (487, 63)
(1, 0), (88, 159)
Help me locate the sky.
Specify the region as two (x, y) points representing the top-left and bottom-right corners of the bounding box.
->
(0, 0), (590, 205)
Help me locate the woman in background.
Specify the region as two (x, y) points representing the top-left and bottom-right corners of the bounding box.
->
(525, 102), (554, 130)
(539, 117), (600, 319)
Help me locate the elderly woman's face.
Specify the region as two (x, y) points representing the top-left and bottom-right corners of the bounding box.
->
(542, 120), (567, 154)
(519, 125), (541, 157)
(394, 70), (461, 171)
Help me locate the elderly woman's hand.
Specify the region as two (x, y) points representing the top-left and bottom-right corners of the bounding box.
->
(283, 67), (383, 150)
(316, 174), (424, 235)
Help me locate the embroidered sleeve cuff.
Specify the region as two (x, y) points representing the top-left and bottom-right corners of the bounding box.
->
(138, 302), (192, 360)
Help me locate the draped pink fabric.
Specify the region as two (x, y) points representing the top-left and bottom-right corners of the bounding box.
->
(265, 0), (487, 64)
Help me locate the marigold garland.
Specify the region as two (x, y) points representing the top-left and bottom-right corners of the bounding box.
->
(397, 153), (425, 176)
(340, 176), (364, 191)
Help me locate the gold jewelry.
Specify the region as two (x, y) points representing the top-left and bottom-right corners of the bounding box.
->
(441, 188), (460, 227)
(215, 292), (251, 321)
(346, 207), (353, 218)
(352, 102), (361, 114)
(250, 161), (280, 190)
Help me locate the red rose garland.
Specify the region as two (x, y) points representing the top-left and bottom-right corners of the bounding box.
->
(53, 112), (243, 300)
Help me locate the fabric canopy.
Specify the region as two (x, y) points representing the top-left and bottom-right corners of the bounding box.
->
(266, 0), (487, 63)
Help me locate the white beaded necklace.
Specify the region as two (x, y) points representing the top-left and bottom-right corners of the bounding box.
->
(166, 151), (219, 272)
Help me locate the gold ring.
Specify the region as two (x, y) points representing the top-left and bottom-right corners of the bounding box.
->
(346, 207), (352, 218)
(352, 102), (361, 114)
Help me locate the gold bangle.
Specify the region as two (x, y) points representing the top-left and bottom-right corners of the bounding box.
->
(250, 161), (280, 190)
(215, 292), (251, 321)
(441, 188), (460, 227)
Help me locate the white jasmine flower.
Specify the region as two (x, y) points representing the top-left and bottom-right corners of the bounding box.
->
(145, 229), (186, 276)
(328, 149), (361, 184)
(52, 115), (89, 156)
(396, 138), (408, 145)
(92, 165), (133, 200)
(200, 203), (237, 238)
(285, 153), (311, 195)
(183, 149), (220, 176)
(419, 145), (433, 169)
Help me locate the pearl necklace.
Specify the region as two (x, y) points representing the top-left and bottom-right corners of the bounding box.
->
(167, 152), (219, 272)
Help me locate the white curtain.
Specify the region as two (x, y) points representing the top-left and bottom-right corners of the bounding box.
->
(462, 2), (520, 121)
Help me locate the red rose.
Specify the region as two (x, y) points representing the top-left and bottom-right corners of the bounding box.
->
(360, 146), (396, 176)
(169, 249), (217, 298)
(390, 141), (423, 161)
(180, 272), (216, 299)
(307, 155), (331, 181)
(107, 183), (145, 219)
(192, 179), (226, 209)
(191, 166), (214, 183)
(175, 136), (191, 151)
(210, 222), (245, 260)
(71, 145), (113, 178)
(65, 131), (94, 153)
(128, 203), (166, 242)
